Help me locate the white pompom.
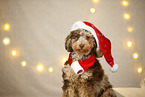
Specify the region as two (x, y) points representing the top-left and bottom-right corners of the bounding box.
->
(96, 49), (103, 58)
(110, 64), (119, 72)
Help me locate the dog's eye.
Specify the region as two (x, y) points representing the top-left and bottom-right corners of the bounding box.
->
(83, 29), (88, 32)
(86, 36), (90, 40)
(76, 35), (80, 39)
(71, 34), (80, 39)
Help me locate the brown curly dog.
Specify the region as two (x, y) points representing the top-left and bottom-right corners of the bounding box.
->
(62, 29), (117, 97)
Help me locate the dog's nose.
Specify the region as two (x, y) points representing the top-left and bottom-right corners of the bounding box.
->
(79, 44), (84, 49)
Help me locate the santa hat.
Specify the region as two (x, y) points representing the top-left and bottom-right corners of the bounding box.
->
(70, 21), (119, 72)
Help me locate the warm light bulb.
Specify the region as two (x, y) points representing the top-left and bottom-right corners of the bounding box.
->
(37, 65), (43, 72)
(21, 61), (27, 67)
(127, 27), (133, 32)
(48, 67), (54, 72)
(3, 38), (10, 45)
(133, 53), (139, 59)
(124, 13), (130, 19)
(62, 58), (67, 64)
(92, 0), (99, 3)
(12, 50), (17, 56)
(90, 8), (96, 13)
(122, 1), (128, 7)
(138, 67), (142, 73)
(4, 24), (10, 31)
(127, 41), (132, 47)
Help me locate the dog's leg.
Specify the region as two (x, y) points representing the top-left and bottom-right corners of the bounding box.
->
(62, 65), (78, 97)
(100, 88), (117, 97)
(76, 70), (95, 97)
(62, 84), (76, 97)
(77, 84), (95, 97)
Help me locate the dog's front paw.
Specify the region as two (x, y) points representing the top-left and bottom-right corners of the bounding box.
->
(62, 64), (79, 81)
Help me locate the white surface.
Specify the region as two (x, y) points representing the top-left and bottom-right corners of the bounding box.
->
(114, 86), (145, 97)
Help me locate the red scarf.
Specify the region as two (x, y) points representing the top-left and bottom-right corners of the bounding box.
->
(68, 53), (96, 74)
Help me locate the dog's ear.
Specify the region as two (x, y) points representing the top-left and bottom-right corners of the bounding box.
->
(91, 40), (97, 56)
(91, 40), (103, 57)
(65, 33), (73, 52)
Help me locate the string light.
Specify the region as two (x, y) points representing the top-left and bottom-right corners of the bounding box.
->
(3, 38), (10, 45)
(12, 50), (17, 56)
(122, 1), (143, 75)
(48, 67), (54, 72)
(92, 0), (99, 3)
(90, 8), (96, 13)
(137, 67), (142, 73)
(122, 1), (128, 7)
(4, 24), (10, 31)
(127, 41), (132, 47)
(133, 53), (139, 59)
(124, 13), (130, 20)
(37, 64), (43, 72)
(21, 61), (27, 67)
(127, 27), (133, 32)
(62, 57), (67, 64)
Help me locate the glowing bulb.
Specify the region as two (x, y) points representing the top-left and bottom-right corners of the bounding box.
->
(92, 0), (99, 3)
(127, 41), (132, 47)
(122, 1), (128, 7)
(12, 50), (17, 56)
(124, 13), (130, 19)
(90, 8), (96, 13)
(4, 24), (10, 31)
(3, 38), (10, 45)
(138, 67), (142, 73)
(21, 61), (27, 67)
(127, 27), (133, 32)
(48, 67), (54, 72)
(133, 53), (139, 59)
(62, 58), (67, 64)
(37, 65), (43, 72)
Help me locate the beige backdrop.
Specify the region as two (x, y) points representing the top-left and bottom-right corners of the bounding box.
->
(0, 0), (145, 97)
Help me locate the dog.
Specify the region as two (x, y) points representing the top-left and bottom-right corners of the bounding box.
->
(62, 27), (117, 96)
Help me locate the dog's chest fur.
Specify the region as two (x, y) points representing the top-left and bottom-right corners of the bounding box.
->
(62, 64), (93, 83)
(62, 52), (116, 97)
(71, 52), (92, 61)
(62, 52), (93, 82)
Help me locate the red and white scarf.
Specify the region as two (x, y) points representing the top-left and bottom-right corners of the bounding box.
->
(68, 53), (96, 75)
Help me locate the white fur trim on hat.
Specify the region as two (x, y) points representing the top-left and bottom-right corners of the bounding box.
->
(70, 21), (99, 50)
(110, 64), (119, 72)
(70, 61), (84, 75)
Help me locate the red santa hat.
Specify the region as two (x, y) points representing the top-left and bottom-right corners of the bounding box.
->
(70, 21), (119, 72)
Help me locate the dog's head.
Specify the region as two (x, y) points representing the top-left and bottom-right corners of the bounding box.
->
(65, 29), (97, 55)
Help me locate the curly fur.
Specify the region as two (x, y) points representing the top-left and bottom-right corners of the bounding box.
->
(62, 29), (117, 97)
